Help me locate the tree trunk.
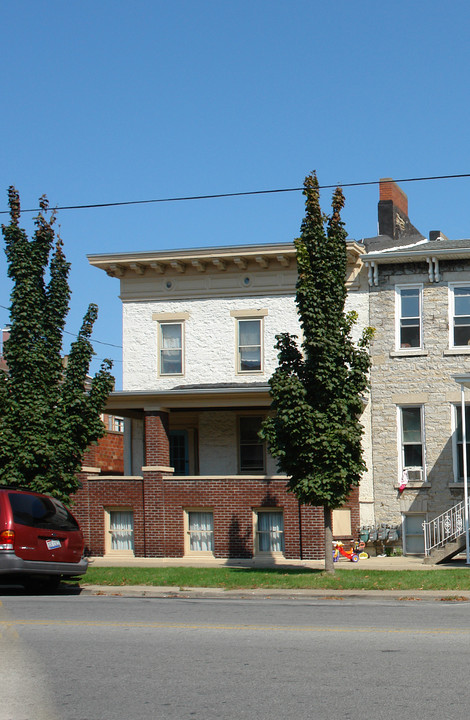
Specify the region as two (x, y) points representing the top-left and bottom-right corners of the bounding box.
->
(323, 506), (334, 573)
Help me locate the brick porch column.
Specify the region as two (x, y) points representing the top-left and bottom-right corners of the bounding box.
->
(142, 410), (172, 557)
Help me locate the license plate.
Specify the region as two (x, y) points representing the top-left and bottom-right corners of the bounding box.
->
(46, 539), (61, 550)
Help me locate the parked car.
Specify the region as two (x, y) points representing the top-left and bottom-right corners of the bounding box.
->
(0, 486), (88, 590)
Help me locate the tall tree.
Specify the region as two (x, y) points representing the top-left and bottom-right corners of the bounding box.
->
(261, 172), (373, 571)
(0, 187), (114, 503)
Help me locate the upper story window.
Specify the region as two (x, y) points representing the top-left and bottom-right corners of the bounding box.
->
(238, 319), (262, 372)
(160, 322), (183, 375)
(396, 285), (422, 350)
(230, 309), (268, 374)
(398, 405), (425, 481)
(112, 416), (124, 433)
(153, 312), (190, 377)
(453, 404), (470, 481)
(449, 285), (470, 348)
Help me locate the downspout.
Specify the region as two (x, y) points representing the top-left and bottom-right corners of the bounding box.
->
(461, 382), (470, 565)
(298, 501), (303, 560)
(426, 257), (434, 283)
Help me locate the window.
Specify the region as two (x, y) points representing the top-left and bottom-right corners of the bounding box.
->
(454, 405), (470, 480)
(450, 285), (470, 347)
(107, 510), (134, 553)
(239, 416), (265, 473)
(237, 319), (262, 372)
(396, 285), (422, 349)
(160, 322), (183, 375)
(111, 416), (124, 433)
(255, 510), (284, 553)
(399, 406), (425, 480)
(187, 511), (214, 552)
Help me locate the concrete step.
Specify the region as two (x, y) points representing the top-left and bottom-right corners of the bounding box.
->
(424, 537), (467, 564)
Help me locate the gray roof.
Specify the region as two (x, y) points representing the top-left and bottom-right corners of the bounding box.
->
(362, 236), (470, 263)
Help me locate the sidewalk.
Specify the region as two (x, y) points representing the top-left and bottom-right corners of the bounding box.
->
(80, 554), (470, 600)
(86, 554), (464, 571)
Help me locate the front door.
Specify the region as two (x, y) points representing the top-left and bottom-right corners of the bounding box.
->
(170, 430), (189, 475)
(403, 513), (425, 555)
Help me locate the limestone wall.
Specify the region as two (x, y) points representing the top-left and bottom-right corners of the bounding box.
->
(369, 261), (470, 526)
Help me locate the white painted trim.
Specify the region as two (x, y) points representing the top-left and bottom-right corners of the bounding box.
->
(448, 282), (470, 350)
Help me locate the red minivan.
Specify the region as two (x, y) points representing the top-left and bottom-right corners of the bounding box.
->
(0, 487), (88, 590)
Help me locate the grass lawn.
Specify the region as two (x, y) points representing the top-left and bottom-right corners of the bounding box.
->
(77, 566), (470, 591)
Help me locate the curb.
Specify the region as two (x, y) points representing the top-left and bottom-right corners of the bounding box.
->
(79, 584), (470, 601)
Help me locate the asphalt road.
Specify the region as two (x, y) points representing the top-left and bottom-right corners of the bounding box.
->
(2, 592), (470, 720)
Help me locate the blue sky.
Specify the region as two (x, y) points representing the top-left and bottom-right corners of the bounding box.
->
(2, 1), (470, 388)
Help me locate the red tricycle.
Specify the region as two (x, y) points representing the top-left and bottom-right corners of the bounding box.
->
(332, 541), (360, 563)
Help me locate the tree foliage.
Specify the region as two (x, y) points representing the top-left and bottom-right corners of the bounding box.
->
(261, 173), (373, 567)
(0, 187), (114, 503)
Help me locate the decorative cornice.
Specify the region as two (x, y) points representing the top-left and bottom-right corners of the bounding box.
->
(89, 241), (364, 280)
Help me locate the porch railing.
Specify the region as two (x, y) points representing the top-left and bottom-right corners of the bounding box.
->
(423, 500), (469, 555)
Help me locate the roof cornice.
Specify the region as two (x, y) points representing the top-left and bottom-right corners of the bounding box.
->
(89, 241), (364, 279)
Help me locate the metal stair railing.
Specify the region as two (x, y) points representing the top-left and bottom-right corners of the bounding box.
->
(423, 500), (469, 555)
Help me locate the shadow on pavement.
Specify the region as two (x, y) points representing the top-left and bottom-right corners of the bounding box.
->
(0, 581), (83, 596)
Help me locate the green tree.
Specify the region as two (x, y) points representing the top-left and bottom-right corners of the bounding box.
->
(261, 172), (373, 572)
(0, 187), (114, 503)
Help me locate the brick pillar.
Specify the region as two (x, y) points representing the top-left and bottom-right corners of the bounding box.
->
(72, 466), (100, 556)
(145, 411), (170, 466)
(142, 411), (171, 557)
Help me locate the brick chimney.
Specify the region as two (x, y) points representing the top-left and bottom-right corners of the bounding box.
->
(378, 178), (423, 244)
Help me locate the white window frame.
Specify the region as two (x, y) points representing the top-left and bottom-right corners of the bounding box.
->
(159, 321), (184, 376)
(452, 403), (470, 482)
(104, 507), (135, 556)
(395, 284), (423, 351)
(112, 416), (124, 433)
(184, 509), (214, 555)
(153, 312), (189, 377)
(448, 283), (470, 349)
(254, 509), (285, 555)
(397, 405), (426, 484)
(230, 309), (268, 375)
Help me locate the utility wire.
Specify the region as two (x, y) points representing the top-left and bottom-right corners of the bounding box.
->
(1, 172), (470, 215)
(0, 303), (122, 352)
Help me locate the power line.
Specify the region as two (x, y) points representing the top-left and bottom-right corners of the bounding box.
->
(1, 172), (470, 215)
(0, 303), (122, 352)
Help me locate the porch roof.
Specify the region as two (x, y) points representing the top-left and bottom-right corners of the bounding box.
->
(105, 383), (272, 416)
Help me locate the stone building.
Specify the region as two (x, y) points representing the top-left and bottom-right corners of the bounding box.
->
(363, 180), (470, 554)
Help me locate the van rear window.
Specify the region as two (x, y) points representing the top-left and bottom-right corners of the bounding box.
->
(8, 493), (79, 531)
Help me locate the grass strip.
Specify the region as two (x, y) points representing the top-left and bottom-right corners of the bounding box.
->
(79, 566), (470, 591)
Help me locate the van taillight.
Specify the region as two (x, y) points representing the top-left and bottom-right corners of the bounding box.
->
(0, 530), (14, 550)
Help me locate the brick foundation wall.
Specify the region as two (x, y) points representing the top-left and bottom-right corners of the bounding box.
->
(72, 473), (360, 560)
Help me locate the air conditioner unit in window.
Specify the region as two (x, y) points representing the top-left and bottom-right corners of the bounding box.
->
(404, 467), (423, 482)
